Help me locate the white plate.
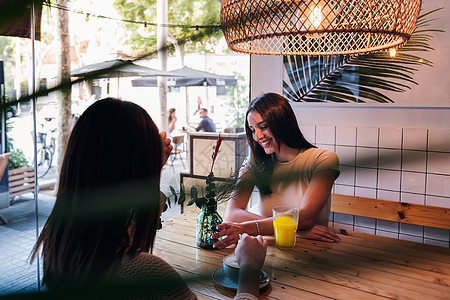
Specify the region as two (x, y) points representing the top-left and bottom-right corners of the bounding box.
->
(212, 267), (269, 290)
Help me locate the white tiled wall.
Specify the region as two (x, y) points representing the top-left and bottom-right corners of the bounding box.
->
(300, 124), (316, 144)
(336, 126), (356, 146)
(316, 125), (335, 145)
(379, 127), (402, 149)
(428, 129), (450, 152)
(356, 127), (378, 147)
(306, 124), (450, 247)
(403, 128), (427, 150)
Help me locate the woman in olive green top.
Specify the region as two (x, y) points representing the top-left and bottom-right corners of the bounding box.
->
(213, 93), (340, 249)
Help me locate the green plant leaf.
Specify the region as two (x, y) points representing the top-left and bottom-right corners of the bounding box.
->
(8, 148), (29, 169)
(190, 185), (198, 199)
(169, 185), (177, 197)
(178, 183), (186, 205)
(195, 197), (207, 208)
(169, 185), (178, 205)
(187, 185), (198, 206)
(187, 197), (196, 206)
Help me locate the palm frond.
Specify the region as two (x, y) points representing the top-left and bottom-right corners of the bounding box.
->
(283, 7), (443, 103)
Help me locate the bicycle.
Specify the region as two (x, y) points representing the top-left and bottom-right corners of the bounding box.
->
(36, 126), (56, 178)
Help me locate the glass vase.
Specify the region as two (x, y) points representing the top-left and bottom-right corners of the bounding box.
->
(196, 204), (222, 249)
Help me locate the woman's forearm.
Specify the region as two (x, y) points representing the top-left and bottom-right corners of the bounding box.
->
(241, 217), (274, 236)
(221, 211), (275, 237)
(236, 265), (260, 297)
(225, 207), (264, 223)
(226, 204), (275, 236)
(296, 207), (319, 229)
(297, 214), (315, 230)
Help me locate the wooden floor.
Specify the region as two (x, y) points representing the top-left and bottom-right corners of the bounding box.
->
(155, 205), (450, 299)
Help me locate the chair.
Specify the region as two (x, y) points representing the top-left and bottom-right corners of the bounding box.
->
(170, 135), (185, 170)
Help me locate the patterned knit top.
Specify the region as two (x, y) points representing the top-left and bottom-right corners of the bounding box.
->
(103, 252), (261, 299)
(103, 252), (197, 300)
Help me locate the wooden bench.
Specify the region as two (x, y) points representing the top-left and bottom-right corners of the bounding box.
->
(0, 166), (36, 225)
(331, 193), (450, 233)
(8, 166), (36, 199)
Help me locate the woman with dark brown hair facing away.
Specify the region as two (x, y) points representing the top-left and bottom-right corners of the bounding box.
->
(212, 93), (341, 249)
(31, 98), (267, 299)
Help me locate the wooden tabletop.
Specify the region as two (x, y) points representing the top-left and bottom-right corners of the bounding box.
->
(154, 205), (450, 299)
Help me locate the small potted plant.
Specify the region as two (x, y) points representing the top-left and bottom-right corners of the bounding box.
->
(188, 135), (224, 249)
(164, 135), (237, 249)
(8, 147), (29, 170)
(8, 138), (34, 200)
(165, 136), (225, 249)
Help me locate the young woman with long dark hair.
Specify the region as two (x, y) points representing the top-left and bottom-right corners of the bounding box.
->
(31, 98), (267, 299)
(213, 93), (341, 249)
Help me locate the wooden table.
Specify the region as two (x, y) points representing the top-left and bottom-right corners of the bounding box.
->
(154, 205), (450, 299)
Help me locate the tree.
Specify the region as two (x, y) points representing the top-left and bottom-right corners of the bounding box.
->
(113, 0), (222, 65)
(114, 0), (222, 128)
(222, 72), (247, 129)
(0, 37), (14, 98)
(56, 0), (72, 173)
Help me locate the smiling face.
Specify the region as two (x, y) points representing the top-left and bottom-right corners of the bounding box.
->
(247, 111), (280, 156)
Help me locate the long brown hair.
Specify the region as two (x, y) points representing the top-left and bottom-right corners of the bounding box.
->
(168, 108), (176, 123)
(245, 93), (315, 194)
(31, 98), (163, 290)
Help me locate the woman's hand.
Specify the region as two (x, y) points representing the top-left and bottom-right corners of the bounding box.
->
(234, 234), (267, 297)
(297, 224), (341, 243)
(235, 233), (267, 270)
(212, 222), (246, 249)
(160, 132), (173, 167)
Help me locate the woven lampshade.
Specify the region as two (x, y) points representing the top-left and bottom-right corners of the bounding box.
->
(220, 0), (422, 56)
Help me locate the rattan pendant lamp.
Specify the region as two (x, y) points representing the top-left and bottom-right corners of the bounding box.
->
(220, 0), (422, 56)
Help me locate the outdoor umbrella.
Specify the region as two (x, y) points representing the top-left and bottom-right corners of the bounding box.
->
(132, 66), (237, 125)
(71, 59), (181, 78)
(131, 66), (237, 87)
(71, 59), (184, 95)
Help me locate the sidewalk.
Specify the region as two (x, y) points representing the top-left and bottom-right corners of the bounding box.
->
(0, 153), (188, 295)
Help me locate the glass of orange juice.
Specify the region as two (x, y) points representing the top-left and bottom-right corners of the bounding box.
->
(272, 206), (299, 250)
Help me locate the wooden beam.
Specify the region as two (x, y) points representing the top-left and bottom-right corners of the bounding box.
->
(331, 194), (450, 230)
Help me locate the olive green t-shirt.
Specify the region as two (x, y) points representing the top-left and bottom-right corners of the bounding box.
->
(250, 148), (340, 226)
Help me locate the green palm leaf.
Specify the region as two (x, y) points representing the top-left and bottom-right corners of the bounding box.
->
(283, 8), (444, 103)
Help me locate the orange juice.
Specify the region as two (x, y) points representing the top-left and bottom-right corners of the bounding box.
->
(273, 216), (298, 249)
